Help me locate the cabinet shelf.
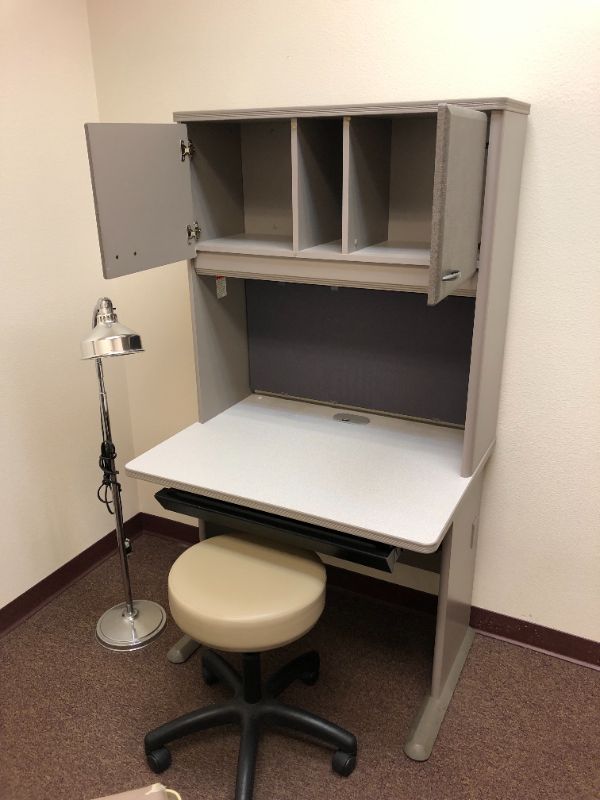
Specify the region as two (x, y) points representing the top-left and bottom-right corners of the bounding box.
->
(292, 240), (430, 265)
(296, 240), (343, 259)
(196, 233), (293, 258)
(194, 249), (478, 297)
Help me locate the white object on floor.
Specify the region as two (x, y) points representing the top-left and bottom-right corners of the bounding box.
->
(92, 783), (179, 800)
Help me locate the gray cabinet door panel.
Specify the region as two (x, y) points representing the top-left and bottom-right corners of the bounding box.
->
(428, 105), (487, 305)
(85, 123), (196, 279)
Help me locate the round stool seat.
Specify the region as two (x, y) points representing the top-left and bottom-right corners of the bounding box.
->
(168, 535), (326, 653)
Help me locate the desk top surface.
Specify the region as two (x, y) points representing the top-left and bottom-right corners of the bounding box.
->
(126, 395), (476, 553)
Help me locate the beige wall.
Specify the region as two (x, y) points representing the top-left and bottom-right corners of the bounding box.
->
(23, 0), (595, 642)
(2, 0), (597, 643)
(0, 0), (140, 607)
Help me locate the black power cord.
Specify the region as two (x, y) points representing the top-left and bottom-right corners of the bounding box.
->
(96, 440), (132, 555)
(97, 440), (119, 514)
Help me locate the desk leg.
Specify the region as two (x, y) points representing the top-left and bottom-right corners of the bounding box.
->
(167, 635), (201, 664)
(404, 473), (483, 761)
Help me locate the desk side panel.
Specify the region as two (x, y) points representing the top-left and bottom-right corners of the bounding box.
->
(188, 270), (251, 422)
(432, 471), (483, 697)
(462, 111), (528, 476)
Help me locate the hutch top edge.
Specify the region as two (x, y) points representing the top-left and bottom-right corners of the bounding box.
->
(173, 97), (530, 122)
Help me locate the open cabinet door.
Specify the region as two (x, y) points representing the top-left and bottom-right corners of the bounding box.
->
(428, 105), (487, 305)
(85, 123), (197, 279)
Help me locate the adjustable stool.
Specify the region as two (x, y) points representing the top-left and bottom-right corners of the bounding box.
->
(145, 535), (357, 800)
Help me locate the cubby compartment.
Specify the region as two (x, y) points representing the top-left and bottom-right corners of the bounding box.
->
(189, 119), (293, 257)
(343, 115), (437, 264)
(292, 118), (344, 256)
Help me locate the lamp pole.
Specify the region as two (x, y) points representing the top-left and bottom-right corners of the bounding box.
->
(83, 298), (166, 650)
(95, 356), (135, 619)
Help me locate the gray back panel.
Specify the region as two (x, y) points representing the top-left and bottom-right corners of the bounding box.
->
(246, 282), (475, 425)
(85, 123), (196, 279)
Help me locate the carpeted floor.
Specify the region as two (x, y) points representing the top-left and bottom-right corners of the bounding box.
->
(1, 534), (599, 800)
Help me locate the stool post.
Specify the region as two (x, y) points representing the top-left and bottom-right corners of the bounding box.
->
(242, 653), (262, 704)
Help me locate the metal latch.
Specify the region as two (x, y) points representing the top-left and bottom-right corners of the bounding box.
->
(187, 222), (201, 242)
(180, 139), (194, 161)
(441, 269), (461, 282)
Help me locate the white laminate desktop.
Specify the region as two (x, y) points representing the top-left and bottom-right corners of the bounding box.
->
(126, 394), (476, 554)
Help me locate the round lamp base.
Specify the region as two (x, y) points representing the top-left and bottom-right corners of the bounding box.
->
(96, 600), (167, 651)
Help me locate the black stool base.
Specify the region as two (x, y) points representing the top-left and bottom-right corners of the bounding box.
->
(145, 648), (357, 800)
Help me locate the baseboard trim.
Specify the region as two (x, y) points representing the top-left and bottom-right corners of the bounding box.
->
(324, 565), (599, 668)
(3, 512), (599, 668)
(469, 607), (600, 669)
(148, 515), (599, 668)
(0, 514), (144, 639)
(324, 564), (439, 616)
(138, 511), (200, 544)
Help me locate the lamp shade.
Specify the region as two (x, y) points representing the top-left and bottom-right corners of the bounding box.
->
(81, 297), (143, 359)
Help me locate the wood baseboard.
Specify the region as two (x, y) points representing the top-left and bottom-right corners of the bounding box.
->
(145, 514), (600, 668)
(0, 515), (144, 639)
(138, 511), (200, 544)
(323, 569), (599, 668)
(2, 512), (598, 668)
(324, 563), (439, 616)
(469, 607), (600, 668)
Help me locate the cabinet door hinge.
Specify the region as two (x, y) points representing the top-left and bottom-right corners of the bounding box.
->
(180, 139), (194, 161)
(187, 221), (201, 242)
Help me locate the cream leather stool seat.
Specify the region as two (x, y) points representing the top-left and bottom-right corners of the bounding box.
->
(145, 533), (357, 800)
(168, 535), (326, 653)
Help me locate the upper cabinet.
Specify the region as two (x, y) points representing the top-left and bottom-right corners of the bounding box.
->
(85, 99), (528, 303)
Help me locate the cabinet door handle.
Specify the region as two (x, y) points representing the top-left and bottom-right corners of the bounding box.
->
(441, 269), (461, 282)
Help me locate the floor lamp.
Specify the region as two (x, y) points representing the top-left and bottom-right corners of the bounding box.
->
(82, 297), (166, 651)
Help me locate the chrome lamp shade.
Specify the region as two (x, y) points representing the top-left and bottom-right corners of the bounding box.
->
(81, 297), (144, 359)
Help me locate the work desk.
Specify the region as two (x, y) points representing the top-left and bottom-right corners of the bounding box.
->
(84, 97), (528, 763)
(126, 394), (476, 554)
(126, 393), (486, 762)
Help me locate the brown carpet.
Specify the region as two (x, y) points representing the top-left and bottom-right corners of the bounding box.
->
(1, 534), (598, 800)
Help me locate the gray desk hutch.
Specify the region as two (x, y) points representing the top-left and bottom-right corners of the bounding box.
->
(85, 97), (530, 761)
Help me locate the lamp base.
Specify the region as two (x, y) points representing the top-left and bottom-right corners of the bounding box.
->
(96, 600), (167, 651)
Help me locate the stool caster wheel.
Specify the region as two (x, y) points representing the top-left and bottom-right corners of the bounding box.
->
(202, 662), (219, 686)
(147, 746), (171, 774)
(332, 750), (356, 777)
(301, 652), (320, 686)
(301, 668), (319, 686)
